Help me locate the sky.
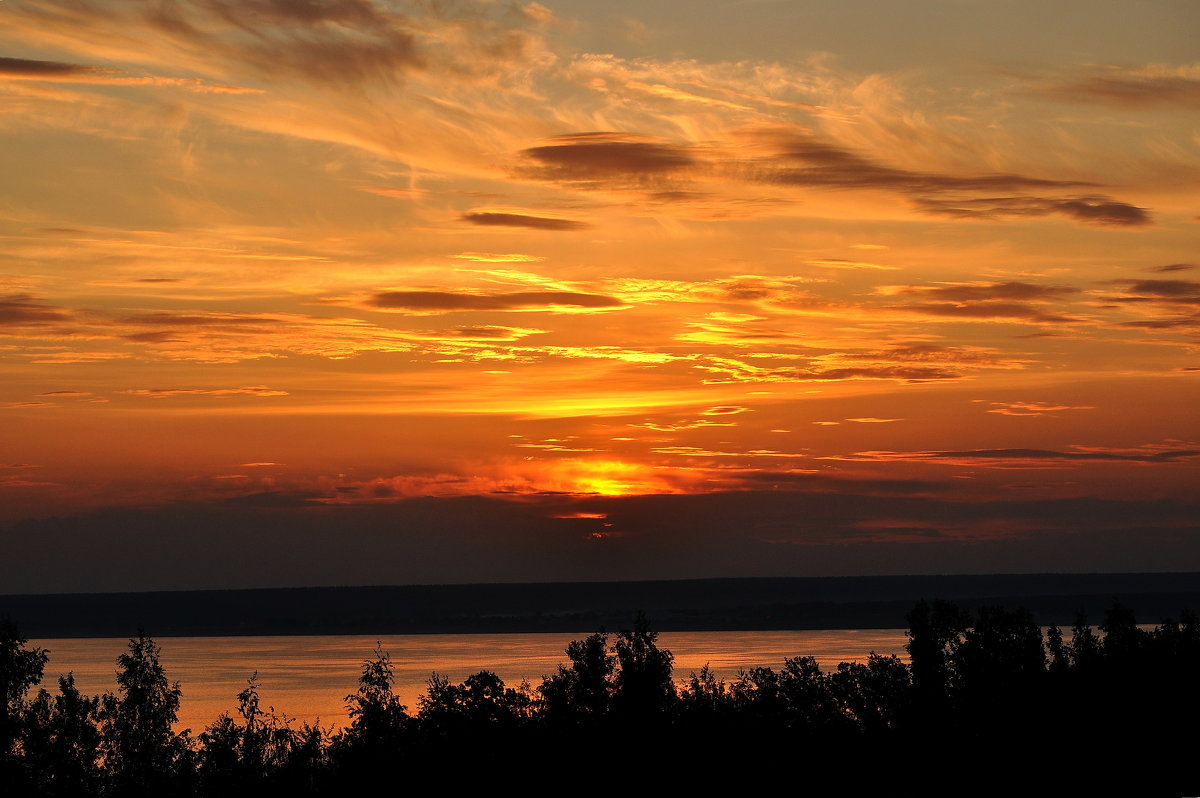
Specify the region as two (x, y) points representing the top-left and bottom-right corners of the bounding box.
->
(1, 0), (1198, 593)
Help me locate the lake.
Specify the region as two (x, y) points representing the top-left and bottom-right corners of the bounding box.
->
(29, 629), (910, 732)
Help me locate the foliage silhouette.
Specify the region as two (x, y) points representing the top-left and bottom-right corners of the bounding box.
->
(5, 603), (1200, 795)
(98, 631), (189, 797)
(197, 672), (323, 794)
(1, 616), (48, 764)
(612, 611), (675, 718)
(538, 630), (613, 724)
(22, 673), (103, 796)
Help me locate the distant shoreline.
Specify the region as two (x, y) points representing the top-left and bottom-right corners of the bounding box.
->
(4, 572), (1198, 639)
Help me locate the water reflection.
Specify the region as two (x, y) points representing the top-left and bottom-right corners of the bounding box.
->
(32, 629), (909, 731)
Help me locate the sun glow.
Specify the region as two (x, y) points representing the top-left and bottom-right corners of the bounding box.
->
(536, 459), (678, 496)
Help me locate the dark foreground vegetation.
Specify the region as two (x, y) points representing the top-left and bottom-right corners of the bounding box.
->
(3, 602), (1198, 795)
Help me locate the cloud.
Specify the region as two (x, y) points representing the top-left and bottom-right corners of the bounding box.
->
(398, 325), (546, 341)
(752, 128), (1082, 194)
(358, 186), (427, 200)
(453, 253), (546, 263)
(627, 419), (735, 432)
(0, 56), (103, 77)
(650, 446), (811, 458)
(913, 195), (1150, 227)
(506, 123), (1149, 228)
(888, 302), (1077, 324)
(123, 385), (289, 398)
(874, 281), (1085, 324)
(1106, 279), (1200, 305)
(1039, 67), (1200, 109)
(2, 305), (431, 362)
(365, 290), (625, 314)
(0, 295), (72, 325)
(143, 0), (422, 88)
(119, 312), (277, 327)
(984, 401), (1094, 417)
(4, 487), (1200, 591)
(460, 212), (590, 231)
(1151, 263), (1196, 273)
(804, 258), (898, 271)
(890, 281), (1079, 303)
(830, 344), (1030, 370)
(0, 54), (259, 93)
(839, 444), (1200, 466)
(702, 405), (750, 416)
(695, 356), (964, 384)
(517, 133), (695, 185)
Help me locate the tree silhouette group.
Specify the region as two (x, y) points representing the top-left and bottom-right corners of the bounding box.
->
(2, 604), (1197, 795)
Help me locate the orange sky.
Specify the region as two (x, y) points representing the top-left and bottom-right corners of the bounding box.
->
(1, 0), (1197, 591)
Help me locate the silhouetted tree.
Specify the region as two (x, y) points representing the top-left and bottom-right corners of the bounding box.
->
(21, 673), (102, 797)
(776, 655), (846, 734)
(1099, 602), (1145, 662)
(676, 664), (730, 720)
(98, 631), (189, 796)
(538, 631), (614, 723)
(950, 605), (1045, 737)
(829, 653), (911, 736)
(1, 616), (48, 763)
(612, 612), (675, 718)
(198, 672), (308, 793)
(729, 664), (781, 720)
(417, 669), (533, 746)
(1046, 624), (1069, 674)
(1068, 610), (1101, 671)
(332, 643), (407, 779)
(905, 599), (969, 719)
(954, 606), (1045, 690)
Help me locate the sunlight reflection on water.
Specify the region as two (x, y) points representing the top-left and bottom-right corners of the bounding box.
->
(31, 629), (909, 732)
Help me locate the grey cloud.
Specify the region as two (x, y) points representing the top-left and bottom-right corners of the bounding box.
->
(367, 290), (624, 312)
(760, 132), (1081, 194)
(510, 122), (1150, 228)
(890, 302), (1076, 323)
(914, 195), (1150, 227)
(897, 281), (1079, 302)
(120, 312), (276, 326)
(1043, 73), (1200, 109)
(0, 56), (104, 77)
(0, 295), (72, 325)
(460, 212), (589, 230)
(123, 331), (187, 343)
(1114, 317), (1199, 330)
(860, 448), (1200, 464)
(801, 366), (962, 381)
(3, 490), (1198, 592)
(519, 134), (694, 184)
(144, 0), (421, 87)
(1107, 279), (1200, 304)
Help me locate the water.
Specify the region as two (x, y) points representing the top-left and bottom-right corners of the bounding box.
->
(29, 629), (909, 732)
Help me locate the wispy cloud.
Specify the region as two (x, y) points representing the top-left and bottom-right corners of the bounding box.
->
(1037, 64), (1200, 109)
(124, 385), (289, 398)
(365, 290), (625, 314)
(837, 443), (1200, 466)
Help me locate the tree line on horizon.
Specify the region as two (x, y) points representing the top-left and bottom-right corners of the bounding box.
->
(2, 601), (1198, 795)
